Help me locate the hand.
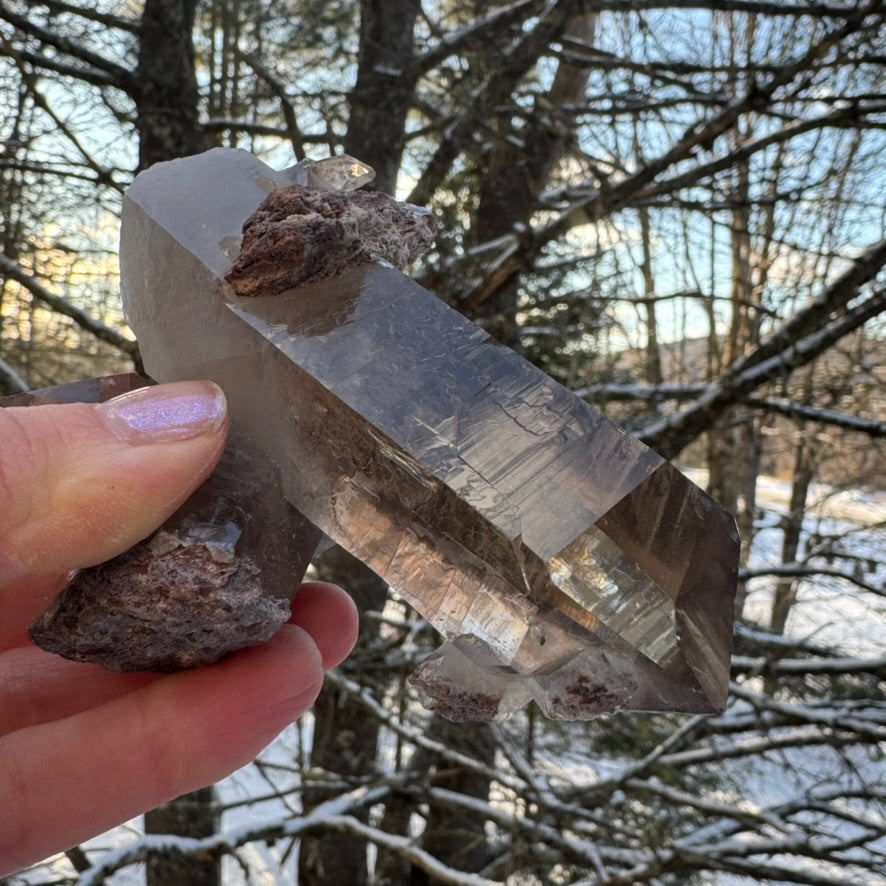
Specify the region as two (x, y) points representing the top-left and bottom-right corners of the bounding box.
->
(0, 381), (359, 874)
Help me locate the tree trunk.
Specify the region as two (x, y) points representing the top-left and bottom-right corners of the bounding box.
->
(298, 546), (389, 885)
(707, 154), (760, 591)
(770, 430), (816, 635)
(473, 9), (597, 347)
(136, 0), (209, 170)
(410, 720), (497, 884)
(638, 205), (662, 387)
(136, 5), (218, 879)
(409, 13), (599, 880)
(144, 786), (219, 886)
(299, 7), (423, 880)
(344, 0), (421, 195)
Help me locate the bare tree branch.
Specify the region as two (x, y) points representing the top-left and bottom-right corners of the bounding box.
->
(12, 47), (121, 88)
(731, 654), (886, 676)
(741, 397), (886, 437)
(0, 357), (27, 393)
(28, 0), (139, 34)
(587, 1), (870, 17)
(407, 1), (582, 205)
(637, 99), (886, 203)
(463, 4), (881, 310)
(728, 682), (886, 739)
(76, 785), (392, 886)
(418, 0), (545, 74)
(0, 34), (124, 190)
(583, 384), (886, 438)
(740, 563), (886, 597)
(0, 253), (139, 360)
(235, 48), (306, 161)
(0, 0), (136, 93)
(727, 240), (886, 378)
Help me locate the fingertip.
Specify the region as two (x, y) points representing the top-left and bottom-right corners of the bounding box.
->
(0, 383), (230, 582)
(129, 622), (327, 804)
(289, 581), (360, 671)
(215, 622), (326, 726)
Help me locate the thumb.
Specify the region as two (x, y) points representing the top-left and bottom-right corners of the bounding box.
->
(0, 380), (228, 584)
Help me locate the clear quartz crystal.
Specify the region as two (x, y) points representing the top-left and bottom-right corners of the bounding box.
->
(120, 147), (739, 721)
(285, 154), (376, 192)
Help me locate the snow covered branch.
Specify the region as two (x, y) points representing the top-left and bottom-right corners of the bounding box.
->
(640, 244), (886, 457)
(77, 785), (390, 885)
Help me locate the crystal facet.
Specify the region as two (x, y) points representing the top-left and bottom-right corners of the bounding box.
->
(120, 148), (739, 720)
(285, 154), (376, 191)
(3, 374), (321, 672)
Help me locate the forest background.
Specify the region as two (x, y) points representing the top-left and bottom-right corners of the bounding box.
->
(1, 1), (884, 884)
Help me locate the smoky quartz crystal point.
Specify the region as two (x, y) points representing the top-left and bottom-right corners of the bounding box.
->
(121, 147), (739, 720)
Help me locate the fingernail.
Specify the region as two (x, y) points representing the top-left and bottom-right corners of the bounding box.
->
(100, 381), (227, 444)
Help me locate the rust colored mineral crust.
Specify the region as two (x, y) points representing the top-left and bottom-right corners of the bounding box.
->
(119, 148), (739, 720)
(226, 186), (436, 296)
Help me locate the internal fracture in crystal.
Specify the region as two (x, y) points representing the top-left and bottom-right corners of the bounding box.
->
(120, 147), (739, 720)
